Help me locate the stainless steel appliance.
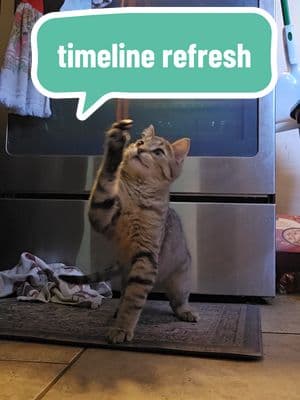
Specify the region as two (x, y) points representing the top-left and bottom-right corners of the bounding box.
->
(0, 0), (275, 296)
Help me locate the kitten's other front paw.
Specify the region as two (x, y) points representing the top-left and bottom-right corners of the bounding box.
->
(177, 310), (199, 323)
(107, 326), (134, 344)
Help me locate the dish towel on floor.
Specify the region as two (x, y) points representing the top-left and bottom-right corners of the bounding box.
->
(0, 252), (112, 309)
(0, 1), (51, 118)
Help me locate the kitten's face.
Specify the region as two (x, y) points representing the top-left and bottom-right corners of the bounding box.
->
(122, 125), (190, 184)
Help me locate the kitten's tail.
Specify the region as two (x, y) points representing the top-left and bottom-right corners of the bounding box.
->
(59, 263), (120, 285)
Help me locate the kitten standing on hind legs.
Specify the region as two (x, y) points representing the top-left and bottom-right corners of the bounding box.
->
(61, 119), (198, 343)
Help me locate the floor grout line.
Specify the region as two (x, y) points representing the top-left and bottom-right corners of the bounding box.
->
(32, 348), (86, 400)
(0, 359), (73, 364)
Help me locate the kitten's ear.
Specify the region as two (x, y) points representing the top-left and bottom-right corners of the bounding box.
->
(141, 125), (155, 139)
(172, 138), (191, 164)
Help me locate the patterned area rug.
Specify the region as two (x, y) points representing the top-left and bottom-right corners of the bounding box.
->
(0, 299), (262, 359)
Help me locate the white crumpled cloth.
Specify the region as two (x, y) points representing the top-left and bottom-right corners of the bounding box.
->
(0, 1), (51, 117)
(0, 252), (111, 309)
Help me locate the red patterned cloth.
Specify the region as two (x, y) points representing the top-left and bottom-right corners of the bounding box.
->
(276, 215), (300, 253)
(21, 0), (44, 13)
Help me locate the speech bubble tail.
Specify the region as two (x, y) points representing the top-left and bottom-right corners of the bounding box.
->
(76, 92), (107, 121)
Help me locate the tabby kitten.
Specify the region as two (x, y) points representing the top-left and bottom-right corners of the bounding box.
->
(61, 120), (198, 343)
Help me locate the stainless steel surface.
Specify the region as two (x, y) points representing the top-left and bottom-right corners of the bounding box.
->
(0, 0), (276, 297)
(0, 0), (275, 196)
(0, 199), (275, 296)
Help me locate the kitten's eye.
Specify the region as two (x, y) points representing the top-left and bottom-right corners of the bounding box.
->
(152, 148), (165, 156)
(136, 140), (144, 147)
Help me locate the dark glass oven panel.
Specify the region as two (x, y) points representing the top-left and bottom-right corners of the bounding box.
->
(7, 98), (258, 157)
(7, 99), (116, 156)
(125, 100), (258, 157)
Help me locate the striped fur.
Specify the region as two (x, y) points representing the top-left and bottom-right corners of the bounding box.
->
(60, 120), (198, 343)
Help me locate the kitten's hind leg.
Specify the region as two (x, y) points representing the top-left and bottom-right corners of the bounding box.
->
(165, 264), (199, 323)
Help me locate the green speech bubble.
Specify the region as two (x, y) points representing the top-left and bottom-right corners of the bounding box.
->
(31, 7), (277, 121)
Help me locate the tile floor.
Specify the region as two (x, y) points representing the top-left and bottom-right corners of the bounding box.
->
(1, 295), (300, 400)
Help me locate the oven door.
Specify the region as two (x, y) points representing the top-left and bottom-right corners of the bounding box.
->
(0, 0), (274, 196)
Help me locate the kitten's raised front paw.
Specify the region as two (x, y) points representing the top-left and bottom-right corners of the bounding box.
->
(112, 119), (133, 131)
(107, 326), (134, 344)
(107, 119), (132, 146)
(177, 310), (199, 323)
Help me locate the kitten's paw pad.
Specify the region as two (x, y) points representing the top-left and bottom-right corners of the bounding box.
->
(178, 310), (199, 323)
(107, 327), (134, 344)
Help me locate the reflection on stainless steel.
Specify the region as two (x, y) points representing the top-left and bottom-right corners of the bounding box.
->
(0, 0), (275, 296)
